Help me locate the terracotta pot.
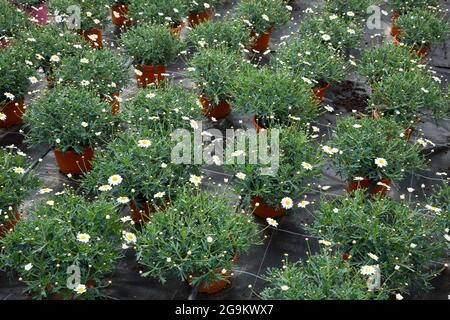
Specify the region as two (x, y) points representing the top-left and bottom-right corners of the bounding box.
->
(101, 91), (121, 114)
(0, 211), (20, 238)
(25, 2), (48, 25)
(0, 97), (25, 128)
(82, 28), (103, 49)
(390, 11), (400, 38)
(135, 64), (166, 88)
(250, 28), (273, 53)
(53, 148), (94, 175)
(251, 196), (285, 219)
(129, 200), (157, 224)
(111, 3), (129, 27)
(193, 253), (238, 294)
(413, 43), (430, 58)
(188, 9), (213, 27)
(0, 37), (11, 49)
(347, 178), (391, 197)
(251, 116), (265, 133)
(312, 83), (330, 102)
(199, 95), (231, 120)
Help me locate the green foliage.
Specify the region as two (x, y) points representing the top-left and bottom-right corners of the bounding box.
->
(183, 0), (222, 14)
(0, 43), (35, 102)
(121, 23), (185, 66)
(127, 0), (187, 25)
(260, 250), (390, 300)
(297, 13), (364, 50)
(234, 0), (290, 34)
(23, 86), (120, 153)
(357, 43), (421, 84)
(188, 18), (250, 51)
(325, 0), (380, 22)
(0, 1), (32, 38)
(0, 192), (124, 299)
(327, 117), (426, 182)
(395, 7), (450, 46)
(306, 191), (448, 294)
(54, 48), (129, 96)
(0, 146), (40, 213)
(275, 36), (347, 85)
(232, 67), (318, 128)
(388, 0), (440, 15)
(188, 48), (248, 106)
(135, 188), (259, 286)
(19, 25), (88, 75)
(368, 71), (448, 126)
(123, 83), (202, 133)
(426, 182), (450, 230)
(227, 126), (323, 208)
(81, 129), (201, 207)
(49, 0), (110, 31)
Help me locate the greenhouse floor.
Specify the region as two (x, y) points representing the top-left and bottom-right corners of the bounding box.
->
(0, 0), (449, 300)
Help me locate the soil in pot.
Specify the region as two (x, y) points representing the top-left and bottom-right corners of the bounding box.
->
(25, 2), (48, 25)
(199, 95), (231, 120)
(1, 97), (25, 128)
(111, 3), (130, 27)
(188, 9), (213, 27)
(82, 28), (103, 49)
(0, 211), (21, 238)
(312, 82), (331, 102)
(53, 148), (94, 175)
(251, 196), (286, 219)
(135, 64), (166, 88)
(347, 178), (391, 197)
(250, 28), (273, 53)
(101, 91), (121, 114)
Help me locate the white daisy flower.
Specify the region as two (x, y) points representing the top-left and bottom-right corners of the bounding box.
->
(280, 197), (294, 209)
(77, 233), (90, 243)
(266, 218), (278, 227)
(374, 158), (388, 168)
(108, 175), (123, 186)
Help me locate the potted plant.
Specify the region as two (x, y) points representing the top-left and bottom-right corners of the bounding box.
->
(121, 23), (185, 88)
(110, 0), (131, 28)
(53, 48), (129, 114)
(19, 25), (88, 85)
(393, 7), (450, 57)
(326, 117), (426, 196)
(232, 67), (318, 129)
(81, 129), (201, 224)
(0, 192), (124, 299)
(184, 0), (222, 27)
(325, 0), (380, 24)
(368, 70), (448, 134)
(234, 0), (290, 52)
(305, 190), (448, 295)
(0, 1), (31, 48)
(275, 36), (347, 101)
(12, 0), (48, 25)
(389, 0), (439, 16)
(127, 0), (188, 34)
(134, 187), (260, 294)
(260, 250), (390, 300)
(188, 18), (251, 52)
(297, 13), (364, 51)
(357, 43), (420, 84)
(122, 83), (202, 133)
(187, 48), (248, 120)
(0, 146), (40, 237)
(226, 126), (322, 219)
(0, 43), (35, 128)
(50, 0), (110, 48)
(23, 86), (120, 175)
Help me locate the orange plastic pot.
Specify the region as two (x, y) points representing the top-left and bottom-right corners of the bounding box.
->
(135, 64), (166, 88)
(393, 34), (430, 58)
(0, 212), (20, 238)
(170, 22), (183, 36)
(390, 11), (400, 38)
(82, 28), (103, 49)
(251, 116), (265, 133)
(251, 196), (286, 219)
(188, 9), (213, 27)
(101, 91), (121, 114)
(250, 28), (273, 53)
(129, 200), (157, 224)
(312, 83), (330, 102)
(347, 178), (391, 197)
(111, 3), (129, 27)
(53, 148), (94, 175)
(1, 97), (25, 128)
(199, 95), (231, 120)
